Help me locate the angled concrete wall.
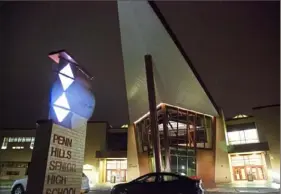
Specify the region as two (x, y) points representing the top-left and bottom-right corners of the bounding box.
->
(117, 1), (218, 123)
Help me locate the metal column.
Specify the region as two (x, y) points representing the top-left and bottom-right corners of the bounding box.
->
(162, 104), (171, 172)
(144, 54), (162, 172)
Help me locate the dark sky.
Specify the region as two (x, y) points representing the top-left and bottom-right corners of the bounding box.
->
(0, 1), (279, 128)
(156, 1), (280, 118)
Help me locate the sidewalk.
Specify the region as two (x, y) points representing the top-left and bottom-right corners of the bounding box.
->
(90, 182), (280, 194)
(205, 187), (279, 193)
(205, 181), (280, 193)
(91, 182), (117, 191)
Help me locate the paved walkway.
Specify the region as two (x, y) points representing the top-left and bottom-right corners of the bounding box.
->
(205, 181), (280, 193)
(90, 181), (280, 193)
(1, 181), (279, 193)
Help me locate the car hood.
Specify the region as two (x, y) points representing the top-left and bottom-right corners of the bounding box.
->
(112, 183), (128, 189)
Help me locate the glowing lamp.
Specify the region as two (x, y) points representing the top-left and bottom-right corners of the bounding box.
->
(48, 50), (95, 129)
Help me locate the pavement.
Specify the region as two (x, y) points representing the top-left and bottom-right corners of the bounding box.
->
(0, 182), (279, 194)
(0, 188), (280, 194)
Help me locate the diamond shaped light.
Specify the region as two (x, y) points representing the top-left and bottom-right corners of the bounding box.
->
(54, 92), (70, 109)
(53, 106), (70, 122)
(59, 74), (74, 91)
(60, 63), (74, 78)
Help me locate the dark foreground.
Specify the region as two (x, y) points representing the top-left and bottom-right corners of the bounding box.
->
(0, 188), (280, 194)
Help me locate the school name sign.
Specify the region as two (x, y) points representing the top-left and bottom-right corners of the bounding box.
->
(43, 124), (86, 194)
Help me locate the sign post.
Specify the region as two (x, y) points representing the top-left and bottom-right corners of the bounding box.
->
(26, 51), (95, 194)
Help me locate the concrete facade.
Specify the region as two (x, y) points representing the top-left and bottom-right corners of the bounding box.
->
(214, 116), (232, 184)
(126, 124), (140, 182)
(252, 105), (280, 175)
(225, 105), (280, 184)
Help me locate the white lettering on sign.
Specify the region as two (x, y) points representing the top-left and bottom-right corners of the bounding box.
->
(45, 188), (76, 194)
(43, 123), (87, 194)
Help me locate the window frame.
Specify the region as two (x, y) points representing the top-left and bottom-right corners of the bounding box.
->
(227, 128), (259, 145)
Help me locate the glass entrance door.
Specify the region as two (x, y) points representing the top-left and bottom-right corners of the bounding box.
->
(230, 153), (267, 181)
(233, 166), (265, 181)
(251, 166), (265, 180)
(106, 160), (127, 183)
(233, 167), (247, 180)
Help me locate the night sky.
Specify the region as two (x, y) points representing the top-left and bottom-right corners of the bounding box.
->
(0, 1), (279, 128)
(156, 1), (280, 117)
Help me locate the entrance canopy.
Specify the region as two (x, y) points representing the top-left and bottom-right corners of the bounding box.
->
(117, 1), (219, 123)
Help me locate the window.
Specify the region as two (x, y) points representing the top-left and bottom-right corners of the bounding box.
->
(1, 137), (35, 149)
(26, 137), (31, 142)
(120, 160), (127, 169)
(231, 154), (263, 166)
(106, 160), (127, 170)
(233, 114), (248, 119)
(106, 161), (117, 169)
(1, 137), (8, 149)
(162, 175), (179, 182)
(8, 138), (14, 142)
(30, 137), (35, 149)
(107, 133), (127, 151)
(12, 146), (24, 150)
(135, 175), (157, 183)
(227, 129), (259, 145)
(6, 171), (20, 176)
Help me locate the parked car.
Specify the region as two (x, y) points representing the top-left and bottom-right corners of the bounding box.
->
(111, 172), (204, 194)
(11, 172), (90, 194)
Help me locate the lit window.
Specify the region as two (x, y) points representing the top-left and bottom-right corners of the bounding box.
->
(231, 154), (262, 166)
(233, 114), (248, 119)
(26, 137), (31, 142)
(22, 137), (26, 143)
(18, 137), (22, 142)
(12, 146), (24, 150)
(8, 138), (13, 142)
(227, 129), (259, 145)
(1, 137), (8, 149)
(227, 131), (240, 144)
(30, 137), (35, 149)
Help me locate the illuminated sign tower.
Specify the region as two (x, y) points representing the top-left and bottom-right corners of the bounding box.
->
(26, 51), (95, 194)
(49, 51), (95, 129)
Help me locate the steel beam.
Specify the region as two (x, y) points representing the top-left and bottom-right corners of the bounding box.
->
(144, 54), (162, 172)
(162, 104), (171, 172)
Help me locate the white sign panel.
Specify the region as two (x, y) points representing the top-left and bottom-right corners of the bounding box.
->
(43, 123), (86, 194)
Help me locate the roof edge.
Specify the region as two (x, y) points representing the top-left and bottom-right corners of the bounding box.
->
(252, 104), (280, 110)
(148, 1), (219, 115)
